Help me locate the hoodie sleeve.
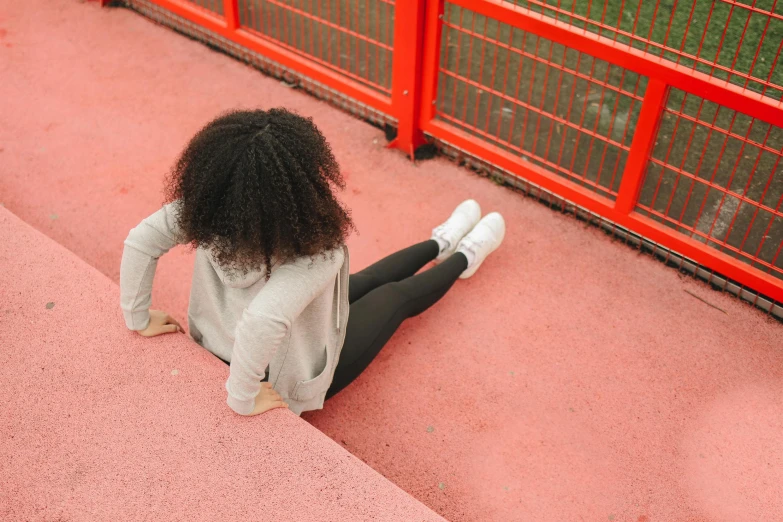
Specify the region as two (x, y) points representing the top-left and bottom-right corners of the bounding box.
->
(120, 203), (185, 331)
(225, 248), (345, 415)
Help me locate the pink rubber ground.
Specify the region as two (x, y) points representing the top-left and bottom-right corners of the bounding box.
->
(1, 1), (782, 520)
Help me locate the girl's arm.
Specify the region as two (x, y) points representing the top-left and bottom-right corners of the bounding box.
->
(120, 202), (185, 332)
(225, 248), (345, 415)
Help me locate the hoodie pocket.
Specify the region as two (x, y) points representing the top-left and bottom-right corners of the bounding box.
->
(292, 345), (333, 401)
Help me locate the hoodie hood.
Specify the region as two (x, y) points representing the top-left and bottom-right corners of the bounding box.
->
(205, 249), (267, 289)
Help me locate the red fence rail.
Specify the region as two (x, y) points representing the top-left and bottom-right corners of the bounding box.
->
(111, 0), (783, 306)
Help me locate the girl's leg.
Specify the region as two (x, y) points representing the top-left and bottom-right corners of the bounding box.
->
(347, 199), (482, 303)
(348, 240), (440, 303)
(327, 252), (468, 399)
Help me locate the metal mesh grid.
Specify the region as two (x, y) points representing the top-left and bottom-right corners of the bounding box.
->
(183, 0), (224, 15)
(505, 0), (783, 101)
(238, 0), (395, 94)
(436, 3), (648, 201)
(124, 0), (396, 127)
(430, 132), (783, 319)
(636, 88), (783, 280)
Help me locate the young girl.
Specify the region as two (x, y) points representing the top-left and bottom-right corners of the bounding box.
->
(120, 108), (505, 417)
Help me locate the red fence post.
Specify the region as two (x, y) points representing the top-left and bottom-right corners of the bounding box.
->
(223, 0), (239, 30)
(614, 79), (668, 215)
(419, 0), (445, 129)
(388, 0), (428, 159)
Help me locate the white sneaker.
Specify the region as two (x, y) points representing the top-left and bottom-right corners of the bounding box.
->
(455, 212), (506, 279)
(431, 199), (482, 263)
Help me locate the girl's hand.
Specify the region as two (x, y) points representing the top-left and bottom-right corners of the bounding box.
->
(138, 309), (183, 337)
(245, 382), (289, 416)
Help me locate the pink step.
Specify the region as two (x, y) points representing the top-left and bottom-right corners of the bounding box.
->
(0, 206), (445, 521)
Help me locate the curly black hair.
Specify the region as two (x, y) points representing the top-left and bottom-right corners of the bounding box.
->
(164, 108), (354, 279)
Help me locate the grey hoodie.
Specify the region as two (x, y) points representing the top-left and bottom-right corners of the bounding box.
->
(120, 202), (350, 416)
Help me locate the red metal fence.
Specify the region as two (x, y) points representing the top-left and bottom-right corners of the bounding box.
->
(113, 0), (783, 307)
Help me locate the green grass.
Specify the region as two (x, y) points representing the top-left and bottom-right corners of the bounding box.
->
(523, 0), (783, 98)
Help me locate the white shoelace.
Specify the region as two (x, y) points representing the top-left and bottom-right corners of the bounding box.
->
(457, 235), (483, 266)
(433, 215), (469, 248)
(432, 222), (457, 252)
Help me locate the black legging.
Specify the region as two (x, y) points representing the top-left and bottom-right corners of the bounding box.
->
(326, 240), (467, 399)
(217, 240), (467, 398)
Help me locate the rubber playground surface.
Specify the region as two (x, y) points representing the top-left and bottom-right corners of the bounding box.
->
(1, 1), (782, 520)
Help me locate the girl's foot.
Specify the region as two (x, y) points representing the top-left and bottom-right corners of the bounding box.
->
(455, 212), (506, 279)
(431, 199), (482, 263)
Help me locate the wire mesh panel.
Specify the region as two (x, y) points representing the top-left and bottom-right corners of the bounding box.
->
(636, 88), (783, 280)
(504, 0), (783, 101)
(238, 0), (395, 94)
(183, 0), (225, 15)
(436, 3), (648, 200)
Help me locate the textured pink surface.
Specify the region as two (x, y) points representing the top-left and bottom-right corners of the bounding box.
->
(1, 1), (782, 520)
(0, 207), (445, 522)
